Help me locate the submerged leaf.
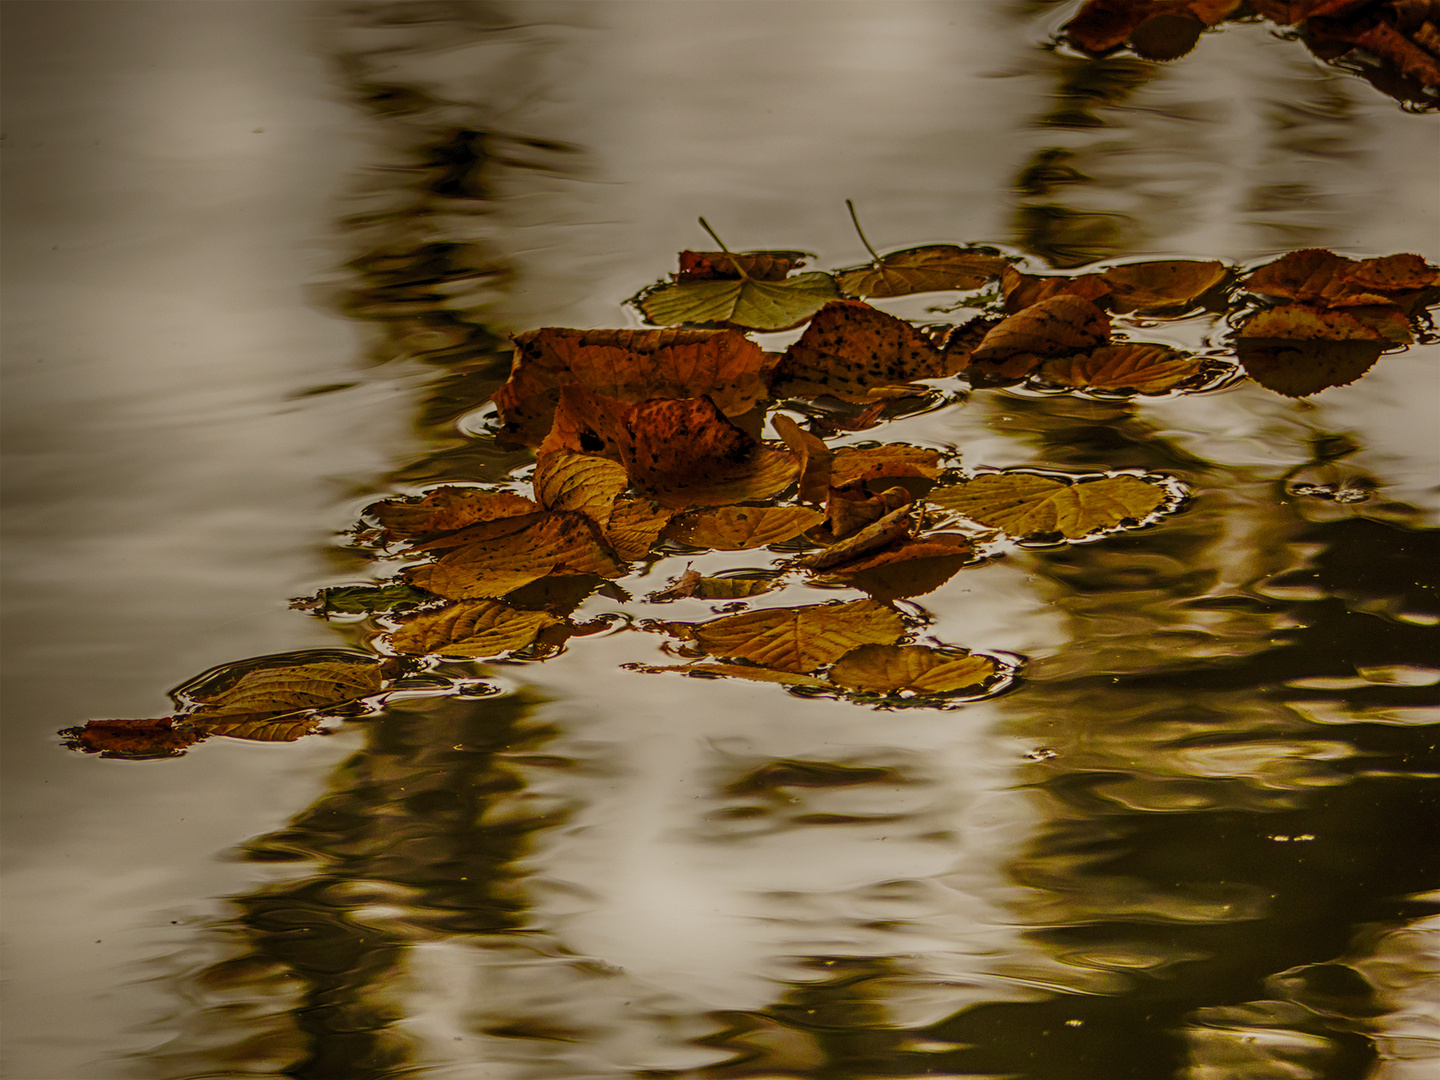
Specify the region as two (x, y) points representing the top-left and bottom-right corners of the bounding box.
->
(647, 570), (776, 602)
(969, 295), (1111, 378)
(682, 598), (906, 673)
(1037, 343), (1204, 394)
(771, 300), (955, 399)
(930, 472), (1170, 540)
(637, 661), (831, 688)
(291, 582), (435, 615)
(667, 505), (825, 550)
(836, 246), (1007, 299)
(386, 599), (562, 658)
(633, 272), (840, 332)
(828, 644), (1001, 694)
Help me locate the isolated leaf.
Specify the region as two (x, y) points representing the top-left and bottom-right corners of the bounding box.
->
(836, 246), (1007, 299)
(667, 505), (825, 550)
(830, 444), (942, 488)
(372, 487), (538, 544)
(633, 272), (840, 332)
(772, 413), (833, 504)
(533, 448), (630, 522)
(62, 717), (203, 759)
(828, 644), (1001, 694)
(797, 505), (914, 570)
(291, 582), (435, 615)
(647, 570), (776, 602)
(1037, 343), (1204, 394)
(930, 472), (1170, 540)
(771, 300), (955, 398)
(621, 396), (800, 508)
(386, 599), (562, 658)
(603, 496), (675, 560)
(183, 656), (385, 741)
(1101, 260), (1227, 312)
(814, 533), (977, 600)
(969, 295), (1111, 378)
(1236, 305), (1389, 397)
(682, 598), (906, 673)
(677, 250), (808, 281)
(406, 511), (625, 599)
(1001, 266), (1110, 313)
(824, 484), (913, 540)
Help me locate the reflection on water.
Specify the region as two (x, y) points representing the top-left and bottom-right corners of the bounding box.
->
(9, 0), (1437, 1077)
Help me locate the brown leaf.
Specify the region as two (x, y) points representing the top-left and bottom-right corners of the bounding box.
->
(647, 571), (777, 602)
(1355, 21), (1440, 88)
(1037, 343), (1205, 394)
(667, 505), (825, 550)
(62, 717), (203, 759)
(813, 533), (977, 601)
(830, 444), (942, 488)
(969, 295), (1111, 378)
(1340, 253), (1440, 293)
(1001, 266), (1111, 313)
(1100, 259), (1228, 312)
(796, 505), (915, 570)
(532, 449), (630, 523)
(539, 384), (633, 462)
(372, 487), (538, 544)
(827, 644), (1001, 694)
(677, 250), (809, 281)
(632, 272), (841, 332)
(386, 599), (562, 658)
(184, 656), (385, 741)
(771, 414), (833, 504)
(684, 598), (907, 673)
(824, 483), (913, 540)
(930, 472), (1170, 540)
(1242, 249), (1409, 308)
(602, 496), (675, 560)
(1236, 305), (1389, 397)
(1064, 0), (1238, 52)
(406, 511), (625, 599)
(836, 246), (1007, 299)
(636, 661), (831, 688)
(621, 396), (800, 509)
(770, 300), (956, 399)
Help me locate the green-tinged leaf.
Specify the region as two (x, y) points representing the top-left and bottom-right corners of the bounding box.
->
(386, 599), (562, 658)
(930, 472), (1170, 540)
(632, 272), (840, 332)
(179, 655), (386, 742)
(291, 583), (435, 615)
(827, 644), (1001, 694)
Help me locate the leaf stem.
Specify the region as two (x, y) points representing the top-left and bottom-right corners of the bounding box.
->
(698, 217), (750, 280)
(846, 199), (882, 264)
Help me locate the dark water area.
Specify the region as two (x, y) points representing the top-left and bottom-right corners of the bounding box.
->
(3, 2), (1438, 1079)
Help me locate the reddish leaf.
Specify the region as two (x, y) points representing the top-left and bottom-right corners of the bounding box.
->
(677, 250), (809, 281)
(969, 295), (1111, 378)
(62, 717), (203, 759)
(770, 300), (956, 399)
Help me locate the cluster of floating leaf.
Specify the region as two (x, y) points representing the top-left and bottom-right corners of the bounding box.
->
(1060, 0), (1440, 101)
(63, 224), (1437, 757)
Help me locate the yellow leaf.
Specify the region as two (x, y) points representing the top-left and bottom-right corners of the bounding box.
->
(632, 272), (840, 332)
(667, 505), (825, 550)
(533, 449), (630, 523)
(183, 656), (385, 741)
(1037, 343), (1204, 394)
(371, 487), (538, 544)
(835, 246), (1007, 299)
(823, 484), (912, 540)
(830, 444), (942, 488)
(386, 599), (562, 658)
(827, 644), (1001, 694)
(684, 598), (906, 673)
(929, 472), (1170, 540)
(603, 495), (675, 560)
(405, 511), (624, 599)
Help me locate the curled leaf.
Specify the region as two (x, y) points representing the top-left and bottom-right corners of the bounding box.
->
(837, 246), (1007, 299)
(667, 505), (825, 550)
(827, 644), (1001, 694)
(386, 599), (562, 658)
(681, 598), (906, 673)
(930, 472), (1171, 540)
(771, 413), (833, 504)
(824, 484), (913, 540)
(796, 505), (914, 570)
(602, 496), (676, 560)
(636, 661), (831, 688)
(533, 449), (631, 523)
(813, 533), (977, 601)
(770, 300), (955, 399)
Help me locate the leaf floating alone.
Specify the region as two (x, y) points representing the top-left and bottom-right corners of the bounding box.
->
(969, 295), (1112, 379)
(771, 300), (955, 399)
(667, 505), (825, 550)
(386, 599), (562, 658)
(682, 598), (906, 673)
(1100, 259), (1228, 312)
(182, 655), (385, 742)
(930, 472), (1171, 540)
(828, 644), (1001, 695)
(837, 246), (1008, 299)
(676, 249), (809, 281)
(62, 717), (203, 759)
(1037, 343), (1206, 394)
(1235, 304), (1389, 397)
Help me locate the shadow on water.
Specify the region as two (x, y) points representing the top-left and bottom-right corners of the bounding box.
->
(104, 2), (1440, 1078)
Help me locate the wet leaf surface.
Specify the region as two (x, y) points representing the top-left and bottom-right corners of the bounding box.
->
(827, 644), (1001, 694)
(372, 487), (538, 544)
(182, 656), (386, 741)
(632, 271), (840, 331)
(836, 245), (1007, 298)
(291, 582), (435, 616)
(970, 294), (1112, 377)
(1100, 259), (1227, 311)
(406, 511), (625, 598)
(62, 717), (203, 760)
(678, 598), (906, 673)
(830, 444), (942, 488)
(930, 472), (1171, 540)
(646, 570), (777, 602)
(771, 300), (955, 399)
(812, 533), (978, 600)
(667, 505), (825, 550)
(1037, 343), (1205, 394)
(796, 504), (915, 570)
(676, 249), (809, 281)
(386, 599), (562, 658)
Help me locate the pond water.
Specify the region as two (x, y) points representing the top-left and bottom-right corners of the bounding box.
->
(2, 2), (1437, 1079)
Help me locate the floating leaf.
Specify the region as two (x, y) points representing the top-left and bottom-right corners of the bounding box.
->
(603, 495), (675, 560)
(621, 396), (800, 508)
(647, 570), (776, 602)
(770, 300), (955, 399)
(813, 533), (977, 601)
(637, 661), (831, 688)
(677, 250), (809, 281)
(386, 599), (562, 658)
(1100, 259), (1227, 312)
(930, 472), (1170, 540)
(830, 444), (942, 488)
(633, 272), (840, 332)
(372, 487), (538, 544)
(1241, 249), (1423, 309)
(406, 511), (624, 599)
(291, 582), (435, 615)
(772, 413), (833, 504)
(969, 295), (1111, 378)
(681, 598), (906, 673)
(540, 384), (633, 462)
(828, 644), (1001, 694)
(1037, 343), (1205, 394)
(837, 246), (1007, 299)
(1064, 0), (1240, 52)
(824, 484), (913, 540)
(1342, 252), (1440, 294)
(62, 717), (203, 759)
(796, 505), (914, 570)
(182, 656), (385, 741)
(667, 505), (825, 550)
(1236, 304), (1389, 397)
(533, 448), (631, 523)
(1001, 266), (1110, 313)
(1354, 21), (1440, 90)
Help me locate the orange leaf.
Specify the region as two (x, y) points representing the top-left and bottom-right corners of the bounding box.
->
(603, 496), (675, 561)
(771, 414), (833, 504)
(969, 295), (1111, 378)
(827, 644), (1000, 694)
(667, 505), (825, 550)
(770, 300), (955, 399)
(372, 487), (538, 544)
(1001, 266), (1111, 313)
(1341, 253), (1440, 293)
(823, 483), (913, 540)
(386, 599), (562, 658)
(677, 249), (809, 281)
(539, 384), (633, 462)
(684, 598), (906, 673)
(1100, 259), (1227, 312)
(796, 505), (914, 570)
(1241, 249), (1407, 308)
(63, 717), (202, 759)
(1038, 343), (1204, 394)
